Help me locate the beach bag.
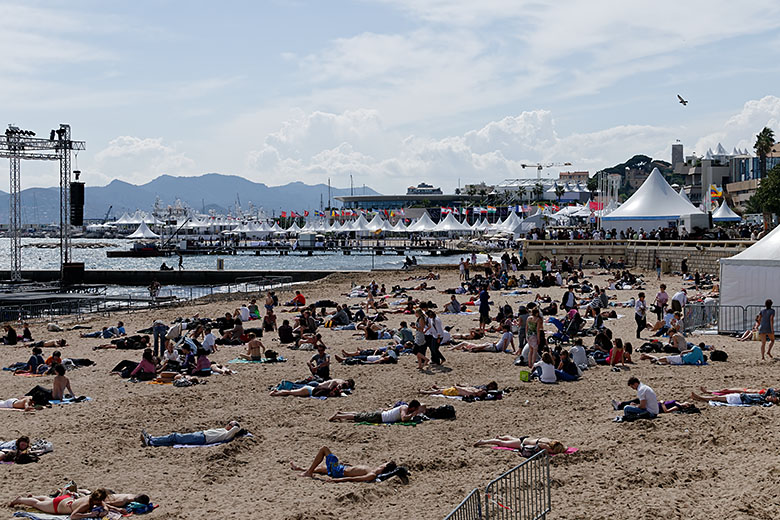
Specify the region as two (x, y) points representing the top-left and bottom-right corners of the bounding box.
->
(265, 350), (278, 360)
(518, 370), (531, 382)
(710, 350), (728, 362)
(425, 405), (456, 420)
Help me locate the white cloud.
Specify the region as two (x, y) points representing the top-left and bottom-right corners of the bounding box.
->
(92, 136), (195, 185)
(694, 96), (780, 155)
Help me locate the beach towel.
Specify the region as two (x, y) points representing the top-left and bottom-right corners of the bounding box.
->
(708, 401), (751, 408)
(48, 397), (91, 405)
(357, 421), (418, 427)
(13, 513), (124, 520)
(228, 357), (287, 364)
(172, 432), (253, 448)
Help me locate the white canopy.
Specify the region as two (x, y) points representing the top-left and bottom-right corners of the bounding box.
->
(678, 187), (691, 203)
(720, 225), (780, 327)
(406, 212), (437, 232)
(392, 220), (408, 233)
(366, 214), (386, 232)
(346, 214), (371, 232)
(433, 213), (472, 233)
(602, 168), (703, 227)
(113, 212), (133, 225)
(712, 201), (742, 222)
(287, 222), (302, 233)
(126, 222), (160, 239)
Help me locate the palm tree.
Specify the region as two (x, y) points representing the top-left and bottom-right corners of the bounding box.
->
(554, 184), (566, 205)
(516, 186), (527, 209)
(754, 126), (775, 178)
(533, 183), (544, 203)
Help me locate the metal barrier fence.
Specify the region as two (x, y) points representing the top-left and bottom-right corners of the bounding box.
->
(485, 452), (550, 520)
(684, 303), (780, 334)
(445, 452), (550, 520)
(444, 489), (482, 520)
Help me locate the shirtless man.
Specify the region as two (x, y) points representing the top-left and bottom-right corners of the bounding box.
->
(52, 363), (75, 400)
(473, 435), (566, 454)
(450, 328), (485, 341)
(290, 446), (408, 483)
(269, 379), (353, 397)
(9, 491), (149, 516)
(419, 382), (498, 398)
(239, 333), (265, 360)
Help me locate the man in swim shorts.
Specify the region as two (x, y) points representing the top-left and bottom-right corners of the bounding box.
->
(291, 445), (408, 483)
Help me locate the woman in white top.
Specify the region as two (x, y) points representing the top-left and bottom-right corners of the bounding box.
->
(329, 401), (425, 424)
(533, 352), (557, 384)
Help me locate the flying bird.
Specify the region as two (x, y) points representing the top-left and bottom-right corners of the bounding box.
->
(677, 94), (688, 106)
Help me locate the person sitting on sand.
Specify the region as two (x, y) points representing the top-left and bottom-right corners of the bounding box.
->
(16, 346), (46, 374)
(129, 348), (158, 380)
(217, 318), (243, 345)
(9, 490), (149, 517)
(329, 400), (425, 423)
(290, 446), (409, 483)
(142, 421), (242, 446)
(640, 344), (704, 365)
(192, 349), (234, 376)
(270, 379), (353, 397)
(0, 395), (35, 411)
(419, 382), (498, 398)
(157, 341), (181, 372)
(443, 295), (462, 314)
(689, 388), (778, 406)
(616, 377), (658, 420)
(239, 333), (266, 361)
(613, 397), (696, 413)
(307, 344), (330, 378)
(449, 324), (515, 353)
(473, 435), (566, 455)
(278, 319), (295, 344)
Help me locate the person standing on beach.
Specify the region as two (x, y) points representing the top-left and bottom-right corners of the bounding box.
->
(426, 309), (446, 366)
(634, 292), (648, 340)
(759, 299), (775, 360)
(655, 258), (662, 280)
(178, 253), (184, 270)
(459, 258), (466, 281)
(478, 285), (490, 332)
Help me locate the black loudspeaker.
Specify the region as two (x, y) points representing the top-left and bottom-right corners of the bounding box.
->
(70, 181), (84, 226)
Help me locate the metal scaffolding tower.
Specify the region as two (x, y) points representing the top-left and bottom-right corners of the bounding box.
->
(0, 124), (86, 282)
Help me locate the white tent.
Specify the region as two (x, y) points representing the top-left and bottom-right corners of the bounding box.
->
(126, 222), (160, 239)
(392, 220), (408, 233)
(678, 187), (691, 203)
(434, 212), (472, 233)
(287, 222), (302, 233)
(113, 212), (133, 225)
(602, 168), (703, 232)
(712, 201), (742, 222)
(406, 212), (437, 232)
(269, 222), (283, 232)
(720, 225), (780, 328)
(345, 215), (371, 233)
(366, 214), (386, 232)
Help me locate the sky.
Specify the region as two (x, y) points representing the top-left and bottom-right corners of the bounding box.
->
(3, 0), (780, 195)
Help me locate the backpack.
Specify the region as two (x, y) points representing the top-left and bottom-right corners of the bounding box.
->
(265, 350), (278, 361)
(424, 404), (456, 420)
(710, 350), (728, 362)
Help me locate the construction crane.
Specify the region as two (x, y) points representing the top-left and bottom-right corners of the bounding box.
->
(521, 162), (572, 181)
(102, 205), (113, 224)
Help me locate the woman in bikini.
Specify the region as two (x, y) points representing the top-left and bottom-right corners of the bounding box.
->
(10, 491), (148, 518)
(473, 436), (566, 455)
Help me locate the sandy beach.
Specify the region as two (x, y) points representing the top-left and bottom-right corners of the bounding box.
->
(2, 264), (779, 520)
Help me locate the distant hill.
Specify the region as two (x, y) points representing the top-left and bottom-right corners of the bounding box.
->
(601, 154), (673, 177)
(0, 173), (380, 224)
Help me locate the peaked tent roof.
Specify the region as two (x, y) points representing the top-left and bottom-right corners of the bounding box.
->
(406, 212), (437, 232)
(712, 201), (742, 222)
(433, 212), (472, 232)
(721, 225), (780, 266)
(678, 187), (691, 203)
(391, 220), (408, 233)
(366, 214), (385, 232)
(127, 222), (160, 239)
(347, 215), (371, 232)
(603, 168), (704, 221)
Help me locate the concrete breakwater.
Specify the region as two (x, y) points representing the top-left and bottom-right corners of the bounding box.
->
(0, 269), (362, 286)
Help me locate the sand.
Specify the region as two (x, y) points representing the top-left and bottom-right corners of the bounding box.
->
(1, 265), (779, 520)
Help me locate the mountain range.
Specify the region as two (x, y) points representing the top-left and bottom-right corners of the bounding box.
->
(0, 174), (380, 224)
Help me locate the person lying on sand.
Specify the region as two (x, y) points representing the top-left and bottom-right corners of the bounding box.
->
(449, 325), (515, 353)
(612, 398), (696, 413)
(269, 379), (354, 397)
(335, 346), (399, 365)
(690, 389), (778, 406)
(142, 420), (242, 447)
(329, 400), (425, 423)
(450, 328), (485, 341)
(290, 446), (409, 483)
(473, 435), (566, 455)
(639, 344), (704, 365)
(697, 386), (774, 396)
(419, 382), (498, 398)
(0, 395), (35, 411)
(9, 490), (149, 518)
